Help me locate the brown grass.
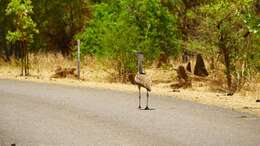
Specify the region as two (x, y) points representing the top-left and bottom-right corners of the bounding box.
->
(0, 54), (113, 82)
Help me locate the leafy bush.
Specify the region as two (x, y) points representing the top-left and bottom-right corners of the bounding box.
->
(76, 0), (180, 82)
(197, 0), (259, 91)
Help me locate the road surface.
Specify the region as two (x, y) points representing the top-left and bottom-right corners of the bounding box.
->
(0, 79), (259, 146)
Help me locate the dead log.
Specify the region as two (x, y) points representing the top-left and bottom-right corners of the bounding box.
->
(194, 54), (209, 77)
(157, 53), (169, 68)
(171, 65), (192, 89)
(51, 66), (77, 79)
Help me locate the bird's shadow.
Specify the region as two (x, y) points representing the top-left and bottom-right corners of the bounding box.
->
(139, 108), (156, 111)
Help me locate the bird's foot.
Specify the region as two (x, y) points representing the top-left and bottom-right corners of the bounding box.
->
(144, 106), (150, 110)
(138, 106), (142, 109)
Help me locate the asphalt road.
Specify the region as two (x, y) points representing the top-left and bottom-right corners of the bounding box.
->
(0, 79), (260, 146)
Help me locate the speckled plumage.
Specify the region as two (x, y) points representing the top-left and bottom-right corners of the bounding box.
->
(134, 73), (152, 92)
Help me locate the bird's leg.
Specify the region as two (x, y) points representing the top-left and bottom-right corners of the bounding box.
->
(138, 86), (141, 109)
(145, 90), (150, 110)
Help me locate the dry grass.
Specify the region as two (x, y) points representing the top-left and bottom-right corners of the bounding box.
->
(0, 54), (112, 82)
(0, 53), (260, 116)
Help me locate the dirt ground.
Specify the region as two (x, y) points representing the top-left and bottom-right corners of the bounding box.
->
(0, 55), (259, 117)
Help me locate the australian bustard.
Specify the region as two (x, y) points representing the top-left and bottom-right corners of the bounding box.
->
(135, 52), (152, 110)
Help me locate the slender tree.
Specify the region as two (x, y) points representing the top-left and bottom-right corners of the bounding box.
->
(5, 0), (38, 76)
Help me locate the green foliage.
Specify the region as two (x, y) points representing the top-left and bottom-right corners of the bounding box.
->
(30, 0), (89, 54)
(77, 0), (180, 81)
(5, 0), (38, 44)
(0, 0), (9, 46)
(196, 0), (259, 90)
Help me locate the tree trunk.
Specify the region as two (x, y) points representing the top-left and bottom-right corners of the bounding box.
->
(210, 57), (215, 70)
(223, 48), (232, 91)
(219, 32), (232, 91)
(20, 41), (25, 76)
(24, 41), (29, 76)
(19, 40), (30, 76)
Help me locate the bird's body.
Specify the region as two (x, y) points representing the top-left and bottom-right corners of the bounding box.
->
(135, 73), (152, 92)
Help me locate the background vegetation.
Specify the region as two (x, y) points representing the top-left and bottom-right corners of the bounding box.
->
(0, 0), (259, 91)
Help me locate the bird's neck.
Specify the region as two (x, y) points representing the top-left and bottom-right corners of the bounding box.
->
(138, 61), (144, 74)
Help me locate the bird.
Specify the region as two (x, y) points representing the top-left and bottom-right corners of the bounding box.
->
(134, 53), (152, 110)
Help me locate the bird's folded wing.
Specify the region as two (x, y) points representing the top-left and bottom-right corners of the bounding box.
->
(135, 73), (152, 91)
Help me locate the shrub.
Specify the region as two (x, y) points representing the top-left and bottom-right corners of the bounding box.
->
(76, 0), (180, 82)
